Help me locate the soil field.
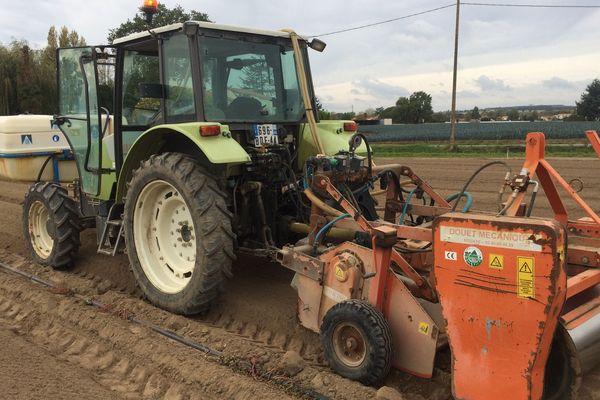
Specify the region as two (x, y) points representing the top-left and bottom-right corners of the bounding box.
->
(1, 156), (600, 399)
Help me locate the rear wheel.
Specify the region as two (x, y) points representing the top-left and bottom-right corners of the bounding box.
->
(22, 182), (81, 268)
(124, 153), (235, 315)
(320, 299), (393, 385)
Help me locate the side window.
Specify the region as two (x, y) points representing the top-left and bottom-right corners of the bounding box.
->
(163, 33), (195, 122)
(281, 50), (302, 117)
(121, 50), (159, 126)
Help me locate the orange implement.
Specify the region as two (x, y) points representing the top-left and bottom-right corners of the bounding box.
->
(433, 213), (566, 400)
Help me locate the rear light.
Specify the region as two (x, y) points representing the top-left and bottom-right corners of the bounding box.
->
(344, 122), (358, 132)
(199, 125), (221, 137)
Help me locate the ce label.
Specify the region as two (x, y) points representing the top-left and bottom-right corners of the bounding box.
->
(445, 251), (457, 261)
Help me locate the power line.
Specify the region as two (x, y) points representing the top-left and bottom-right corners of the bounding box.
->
(309, 4), (455, 38)
(463, 2), (600, 8)
(309, 2), (600, 38)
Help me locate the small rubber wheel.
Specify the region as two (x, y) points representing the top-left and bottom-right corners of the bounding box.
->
(320, 299), (393, 385)
(124, 152), (235, 315)
(22, 182), (81, 268)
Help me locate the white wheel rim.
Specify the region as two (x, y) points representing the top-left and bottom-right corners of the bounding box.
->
(133, 180), (196, 294)
(28, 200), (53, 259)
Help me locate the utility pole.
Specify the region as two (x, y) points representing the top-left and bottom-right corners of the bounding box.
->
(449, 0), (460, 151)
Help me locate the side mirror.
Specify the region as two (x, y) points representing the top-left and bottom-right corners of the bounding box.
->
(348, 134), (362, 153)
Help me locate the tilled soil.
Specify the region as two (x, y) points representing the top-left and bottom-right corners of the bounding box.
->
(1, 156), (600, 399)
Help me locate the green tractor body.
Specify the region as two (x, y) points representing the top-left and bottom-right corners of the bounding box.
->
(27, 20), (367, 315)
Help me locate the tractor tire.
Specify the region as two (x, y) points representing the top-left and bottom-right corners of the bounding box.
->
(123, 152), (235, 315)
(22, 182), (81, 268)
(320, 299), (393, 385)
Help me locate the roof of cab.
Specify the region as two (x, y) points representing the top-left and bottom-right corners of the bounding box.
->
(112, 21), (303, 44)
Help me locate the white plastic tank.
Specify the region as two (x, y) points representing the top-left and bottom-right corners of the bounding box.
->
(0, 114), (77, 182)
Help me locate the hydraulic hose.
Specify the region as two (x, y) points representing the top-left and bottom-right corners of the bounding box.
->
(445, 192), (473, 213)
(304, 188), (344, 217)
(451, 161), (512, 212)
(313, 213), (350, 254)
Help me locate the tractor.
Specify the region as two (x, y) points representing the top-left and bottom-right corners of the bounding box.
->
(23, 14), (364, 314)
(21, 3), (600, 399)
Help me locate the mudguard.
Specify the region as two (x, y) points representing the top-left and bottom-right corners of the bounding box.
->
(115, 122), (250, 201)
(298, 120), (368, 166)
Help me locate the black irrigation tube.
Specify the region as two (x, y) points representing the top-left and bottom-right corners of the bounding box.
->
(0, 259), (331, 400)
(0, 259), (221, 357)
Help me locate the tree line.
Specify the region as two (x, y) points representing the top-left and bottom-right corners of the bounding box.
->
(0, 27), (85, 116)
(0, 4), (208, 117)
(319, 79), (600, 124)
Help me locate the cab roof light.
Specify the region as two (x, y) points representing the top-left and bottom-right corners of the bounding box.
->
(142, 0), (159, 23)
(200, 125), (221, 137)
(344, 122), (358, 132)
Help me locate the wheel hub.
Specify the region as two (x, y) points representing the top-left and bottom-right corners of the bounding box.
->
(133, 180), (197, 294)
(28, 200), (53, 258)
(333, 322), (367, 367)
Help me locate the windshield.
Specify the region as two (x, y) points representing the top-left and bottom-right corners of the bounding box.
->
(199, 34), (305, 123)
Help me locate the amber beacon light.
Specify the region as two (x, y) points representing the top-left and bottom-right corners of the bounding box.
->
(142, 0), (159, 23)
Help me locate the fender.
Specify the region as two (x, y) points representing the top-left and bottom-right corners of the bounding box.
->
(298, 120), (368, 167)
(115, 122), (250, 201)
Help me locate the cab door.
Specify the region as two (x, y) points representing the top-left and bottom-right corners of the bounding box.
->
(56, 47), (115, 196)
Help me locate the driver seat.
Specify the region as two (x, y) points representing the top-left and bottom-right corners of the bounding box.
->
(227, 96), (262, 120)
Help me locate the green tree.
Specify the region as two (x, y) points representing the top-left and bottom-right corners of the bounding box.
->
(576, 79), (600, 121)
(408, 91), (433, 123)
(469, 106), (480, 120)
(315, 97), (331, 120)
(108, 4), (211, 43)
(507, 109), (519, 121)
(381, 91), (434, 124)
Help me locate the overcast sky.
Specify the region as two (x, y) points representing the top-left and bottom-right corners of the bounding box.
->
(1, 0), (599, 112)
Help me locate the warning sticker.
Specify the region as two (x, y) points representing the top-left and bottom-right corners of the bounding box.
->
(334, 265), (347, 281)
(418, 322), (430, 336)
(21, 134), (33, 145)
(489, 254), (504, 270)
(440, 226), (542, 252)
(517, 256), (535, 298)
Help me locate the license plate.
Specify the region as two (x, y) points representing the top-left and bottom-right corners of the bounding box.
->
(252, 124), (279, 147)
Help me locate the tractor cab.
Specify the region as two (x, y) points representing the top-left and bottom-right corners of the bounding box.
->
(56, 21), (321, 199)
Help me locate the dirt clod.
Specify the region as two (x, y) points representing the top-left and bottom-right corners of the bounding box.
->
(280, 350), (305, 376)
(96, 280), (112, 295)
(376, 386), (404, 400)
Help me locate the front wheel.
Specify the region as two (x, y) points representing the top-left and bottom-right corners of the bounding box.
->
(124, 153), (235, 315)
(320, 300), (393, 385)
(22, 182), (81, 268)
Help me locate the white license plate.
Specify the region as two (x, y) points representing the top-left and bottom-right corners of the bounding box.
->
(252, 124), (279, 147)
